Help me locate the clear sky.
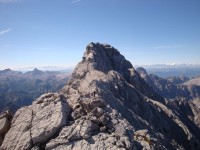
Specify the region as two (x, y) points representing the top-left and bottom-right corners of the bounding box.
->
(0, 0), (200, 69)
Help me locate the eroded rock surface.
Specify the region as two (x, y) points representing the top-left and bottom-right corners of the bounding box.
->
(58, 43), (199, 149)
(46, 107), (134, 150)
(1, 43), (200, 150)
(137, 67), (200, 142)
(1, 93), (71, 150)
(0, 110), (12, 146)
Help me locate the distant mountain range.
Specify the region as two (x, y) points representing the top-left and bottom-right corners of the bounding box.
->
(137, 67), (200, 132)
(136, 67), (200, 101)
(135, 64), (200, 78)
(3, 64), (200, 78)
(0, 68), (71, 112)
(4, 66), (74, 72)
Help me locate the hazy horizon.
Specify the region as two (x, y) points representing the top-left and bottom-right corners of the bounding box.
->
(2, 63), (200, 72)
(1, 0), (200, 69)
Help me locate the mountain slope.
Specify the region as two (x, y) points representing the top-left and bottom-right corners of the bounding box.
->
(137, 67), (200, 139)
(183, 77), (200, 86)
(136, 67), (200, 100)
(1, 43), (200, 150)
(0, 69), (70, 113)
(167, 76), (189, 84)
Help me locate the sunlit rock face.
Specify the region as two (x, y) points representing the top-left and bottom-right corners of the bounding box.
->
(1, 43), (200, 150)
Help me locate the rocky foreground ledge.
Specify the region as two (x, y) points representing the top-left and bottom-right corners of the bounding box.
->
(0, 43), (200, 150)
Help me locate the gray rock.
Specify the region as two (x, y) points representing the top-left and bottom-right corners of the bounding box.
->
(90, 98), (106, 108)
(0, 110), (12, 146)
(60, 43), (199, 149)
(137, 67), (200, 147)
(46, 114), (134, 150)
(1, 93), (71, 150)
(90, 107), (104, 118)
(2, 43), (200, 150)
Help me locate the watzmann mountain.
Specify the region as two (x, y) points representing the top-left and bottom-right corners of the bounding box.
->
(0, 43), (200, 150)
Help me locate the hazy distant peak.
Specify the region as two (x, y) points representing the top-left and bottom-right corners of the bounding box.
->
(33, 68), (41, 72)
(2, 68), (12, 73)
(32, 68), (44, 75)
(24, 68), (44, 76)
(0, 68), (22, 75)
(0, 68), (12, 75)
(4, 68), (12, 72)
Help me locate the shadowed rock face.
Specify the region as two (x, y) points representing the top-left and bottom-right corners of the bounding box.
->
(1, 43), (200, 150)
(137, 67), (200, 133)
(0, 110), (12, 146)
(136, 67), (200, 100)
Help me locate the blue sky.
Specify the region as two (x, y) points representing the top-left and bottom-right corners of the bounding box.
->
(0, 0), (200, 69)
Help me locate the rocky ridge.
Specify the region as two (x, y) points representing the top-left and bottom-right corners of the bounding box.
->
(137, 67), (200, 139)
(1, 43), (200, 149)
(136, 67), (200, 100)
(183, 76), (200, 86)
(0, 68), (70, 113)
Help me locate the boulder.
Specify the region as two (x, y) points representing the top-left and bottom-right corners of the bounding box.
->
(1, 93), (71, 150)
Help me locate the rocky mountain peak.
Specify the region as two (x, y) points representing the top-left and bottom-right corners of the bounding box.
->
(32, 68), (44, 75)
(71, 42), (164, 103)
(81, 42), (132, 74)
(2, 69), (12, 72)
(0, 69), (22, 76)
(0, 69), (12, 74)
(25, 68), (44, 76)
(1, 43), (200, 150)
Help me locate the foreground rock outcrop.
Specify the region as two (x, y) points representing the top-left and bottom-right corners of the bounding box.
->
(1, 43), (200, 150)
(0, 110), (12, 146)
(1, 93), (71, 150)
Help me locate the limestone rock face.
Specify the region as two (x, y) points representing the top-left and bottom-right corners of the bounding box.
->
(59, 43), (199, 149)
(1, 93), (71, 150)
(166, 98), (200, 140)
(0, 110), (12, 146)
(46, 108), (134, 150)
(1, 43), (200, 150)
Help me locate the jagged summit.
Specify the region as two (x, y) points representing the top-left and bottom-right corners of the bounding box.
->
(71, 42), (163, 103)
(81, 42), (132, 73)
(61, 43), (199, 149)
(1, 43), (200, 150)
(25, 68), (44, 76)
